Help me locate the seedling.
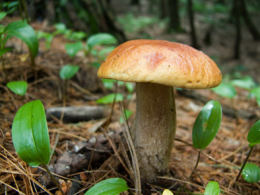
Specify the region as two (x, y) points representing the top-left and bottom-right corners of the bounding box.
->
(84, 177), (128, 195)
(12, 100), (64, 194)
(191, 100), (222, 177)
(37, 31), (53, 50)
(241, 163), (260, 183)
(212, 82), (236, 98)
(65, 41), (83, 57)
(119, 109), (133, 124)
(59, 64), (79, 105)
(7, 80), (28, 96)
(204, 181), (220, 195)
(236, 120), (260, 181)
(250, 87), (260, 107)
(96, 93), (124, 104)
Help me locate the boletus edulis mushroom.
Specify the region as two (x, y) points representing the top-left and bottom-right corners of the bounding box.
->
(97, 39), (222, 182)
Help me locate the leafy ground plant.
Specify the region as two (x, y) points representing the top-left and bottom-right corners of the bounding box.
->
(84, 177), (128, 195)
(12, 100), (64, 194)
(191, 100), (222, 177)
(59, 64), (79, 105)
(204, 181), (220, 195)
(7, 80), (28, 96)
(236, 120), (260, 181)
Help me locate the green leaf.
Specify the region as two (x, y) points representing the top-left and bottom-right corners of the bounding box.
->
(5, 20), (38, 58)
(250, 87), (260, 106)
(70, 31), (87, 41)
(65, 42), (83, 57)
(54, 23), (67, 34)
(12, 100), (51, 167)
(91, 61), (101, 68)
(96, 93), (123, 104)
(192, 100), (222, 150)
(204, 181), (220, 195)
(98, 46), (115, 60)
(125, 82), (135, 93)
(0, 12), (7, 21)
(7, 81), (28, 96)
(87, 33), (117, 50)
(212, 83), (236, 98)
(247, 120), (260, 147)
(59, 64), (79, 80)
(37, 31), (53, 49)
(120, 109), (133, 123)
(102, 79), (116, 90)
(231, 76), (256, 90)
(84, 178), (128, 195)
(242, 163), (260, 183)
(0, 47), (12, 57)
(162, 189), (174, 195)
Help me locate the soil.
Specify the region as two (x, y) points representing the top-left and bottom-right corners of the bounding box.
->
(0, 14), (260, 195)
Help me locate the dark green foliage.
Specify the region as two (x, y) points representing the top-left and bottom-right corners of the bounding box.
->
(59, 64), (79, 80)
(12, 100), (51, 167)
(247, 120), (260, 147)
(242, 163), (260, 183)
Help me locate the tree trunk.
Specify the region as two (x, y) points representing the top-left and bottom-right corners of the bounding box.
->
(233, 0), (241, 59)
(160, 0), (168, 19)
(187, 0), (200, 49)
(239, 0), (260, 41)
(168, 0), (181, 31)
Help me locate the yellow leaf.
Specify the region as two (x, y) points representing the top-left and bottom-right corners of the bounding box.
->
(162, 189), (174, 195)
(19, 53), (29, 62)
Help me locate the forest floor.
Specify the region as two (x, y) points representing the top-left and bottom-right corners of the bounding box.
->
(0, 15), (260, 195)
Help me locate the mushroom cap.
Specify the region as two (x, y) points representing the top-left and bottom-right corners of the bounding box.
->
(97, 39), (222, 89)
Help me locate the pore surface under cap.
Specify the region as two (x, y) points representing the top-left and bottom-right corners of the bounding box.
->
(98, 39), (222, 89)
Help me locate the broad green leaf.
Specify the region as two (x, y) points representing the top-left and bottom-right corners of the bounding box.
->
(242, 163), (260, 183)
(54, 23), (66, 34)
(162, 189), (174, 195)
(0, 12), (7, 20)
(102, 79), (116, 90)
(0, 47), (12, 57)
(192, 100), (222, 149)
(59, 64), (79, 80)
(120, 109), (133, 123)
(87, 33), (117, 50)
(231, 76), (256, 90)
(247, 120), (260, 147)
(212, 83), (236, 98)
(204, 181), (220, 195)
(70, 31), (87, 41)
(7, 81), (28, 96)
(65, 42), (83, 57)
(84, 178), (128, 195)
(5, 20), (38, 58)
(98, 46), (115, 60)
(96, 93), (123, 104)
(250, 87), (260, 106)
(12, 100), (51, 167)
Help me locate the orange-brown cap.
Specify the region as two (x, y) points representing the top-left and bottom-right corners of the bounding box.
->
(97, 39), (222, 89)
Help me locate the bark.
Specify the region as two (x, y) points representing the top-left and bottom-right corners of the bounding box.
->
(240, 0), (260, 41)
(160, 0), (168, 19)
(187, 0), (200, 49)
(233, 0), (241, 59)
(133, 83), (176, 182)
(169, 0), (181, 31)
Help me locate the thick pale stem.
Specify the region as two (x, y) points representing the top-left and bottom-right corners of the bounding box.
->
(133, 82), (176, 181)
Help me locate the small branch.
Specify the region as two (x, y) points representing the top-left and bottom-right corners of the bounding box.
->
(235, 146), (254, 181)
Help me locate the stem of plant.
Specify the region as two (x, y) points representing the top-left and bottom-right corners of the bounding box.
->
(42, 164), (64, 195)
(235, 146), (254, 181)
(190, 150), (201, 178)
(62, 80), (68, 106)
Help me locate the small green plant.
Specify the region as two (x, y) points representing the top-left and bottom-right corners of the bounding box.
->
(250, 87), (260, 106)
(204, 181), (220, 195)
(59, 64), (79, 105)
(119, 109), (133, 124)
(191, 100), (222, 177)
(96, 93), (124, 104)
(236, 120), (260, 181)
(241, 163), (260, 183)
(37, 31), (54, 50)
(84, 177), (128, 195)
(12, 100), (64, 193)
(212, 82), (236, 98)
(7, 80), (28, 96)
(65, 41), (83, 57)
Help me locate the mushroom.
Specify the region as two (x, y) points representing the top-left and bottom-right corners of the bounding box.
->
(97, 39), (222, 181)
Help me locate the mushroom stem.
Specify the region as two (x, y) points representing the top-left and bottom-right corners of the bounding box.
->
(133, 82), (176, 181)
